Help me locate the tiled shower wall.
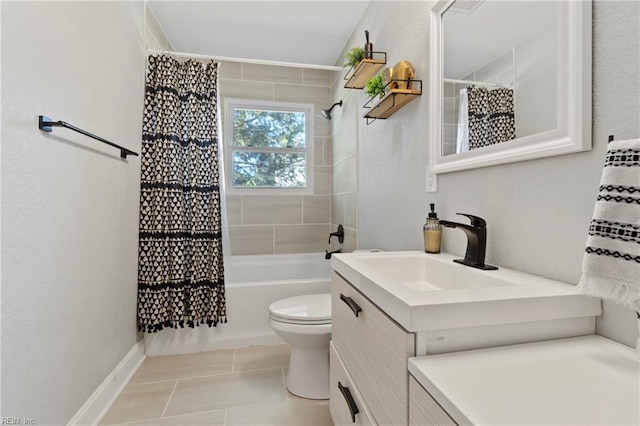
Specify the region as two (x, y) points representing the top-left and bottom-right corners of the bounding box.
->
(329, 87), (359, 254)
(219, 63), (334, 255)
(330, 37), (360, 254)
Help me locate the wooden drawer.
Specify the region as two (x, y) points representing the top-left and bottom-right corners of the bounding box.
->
(332, 272), (415, 426)
(330, 342), (376, 426)
(409, 376), (457, 426)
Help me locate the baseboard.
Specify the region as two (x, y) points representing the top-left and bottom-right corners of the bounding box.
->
(67, 340), (146, 425)
(144, 331), (284, 356)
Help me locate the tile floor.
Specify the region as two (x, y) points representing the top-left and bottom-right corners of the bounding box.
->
(100, 344), (333, 425)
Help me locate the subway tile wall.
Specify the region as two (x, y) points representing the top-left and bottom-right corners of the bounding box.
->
(220, 62), (334, 255)
(330, 68), (359, 253)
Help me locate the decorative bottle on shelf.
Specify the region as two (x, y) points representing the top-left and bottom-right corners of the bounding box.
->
(364, 30), (373, 59)
(423, 203), (442, 254)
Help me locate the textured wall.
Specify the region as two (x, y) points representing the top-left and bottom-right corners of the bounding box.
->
(351, 1), (432, 255)
(588, 0), (640, 345)
(219, 63), (334, 255)
(351, 1), (639, 347)
(1, 2), (145, 422)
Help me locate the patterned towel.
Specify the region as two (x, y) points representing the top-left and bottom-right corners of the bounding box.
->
(577, 139), (640, 311)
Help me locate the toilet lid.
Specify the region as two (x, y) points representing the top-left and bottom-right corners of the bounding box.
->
(269, 293), (331, 323)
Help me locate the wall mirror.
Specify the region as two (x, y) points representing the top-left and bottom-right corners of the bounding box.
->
(428, 0), (591, 177)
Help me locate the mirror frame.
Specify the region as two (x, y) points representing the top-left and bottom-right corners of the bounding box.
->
(428, 0), (592, 178)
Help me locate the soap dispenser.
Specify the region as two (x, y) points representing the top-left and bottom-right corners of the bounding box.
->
(423, 203), (442, 254)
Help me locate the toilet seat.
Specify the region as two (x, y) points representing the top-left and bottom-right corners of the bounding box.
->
(269, 293), (331, 325)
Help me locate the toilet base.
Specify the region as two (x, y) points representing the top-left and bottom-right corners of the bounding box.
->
(285, 347), (330, 400)
(268, 318), (331, 400)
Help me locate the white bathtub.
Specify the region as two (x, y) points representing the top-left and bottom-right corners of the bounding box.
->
(144, 253), (331, 356)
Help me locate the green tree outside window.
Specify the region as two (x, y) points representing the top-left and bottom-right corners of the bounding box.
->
(229, 105), (311, 189)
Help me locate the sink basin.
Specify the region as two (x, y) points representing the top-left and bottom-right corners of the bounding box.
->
(354, 254), (516, 291)
(331, 251), (601, 333)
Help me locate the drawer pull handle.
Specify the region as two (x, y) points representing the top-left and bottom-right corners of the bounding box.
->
(338, 381), (359, 423)
(340, 294), (362, 317)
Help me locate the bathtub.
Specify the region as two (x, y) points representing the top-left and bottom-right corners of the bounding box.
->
(143, 252), (331, 356)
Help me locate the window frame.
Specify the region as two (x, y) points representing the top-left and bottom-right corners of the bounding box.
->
(223, 98), (315, 195)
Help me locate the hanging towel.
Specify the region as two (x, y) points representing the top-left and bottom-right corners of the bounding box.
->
(456, 88), (470, 153)
(577, 138), (640, 311)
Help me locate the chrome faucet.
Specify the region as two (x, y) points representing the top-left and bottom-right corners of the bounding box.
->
(439, 213), (498, 270)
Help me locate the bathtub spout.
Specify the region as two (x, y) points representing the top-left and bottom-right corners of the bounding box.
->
(325, 249), (342, 260)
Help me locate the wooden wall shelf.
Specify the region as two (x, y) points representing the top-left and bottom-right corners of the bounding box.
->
(363, 80), (422, 125)
(344, 52), (387, 89)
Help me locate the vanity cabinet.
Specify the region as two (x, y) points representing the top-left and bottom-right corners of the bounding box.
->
(330, 271), (416, 426)
(330, 251), (603, 426)
(407, 335), (639, 426)
(409, 377), (457, 426)
(330, 342), (376, 425)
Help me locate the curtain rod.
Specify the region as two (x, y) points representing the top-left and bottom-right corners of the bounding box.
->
(147, 49), (344, 72)
(444, 78), (511, 88)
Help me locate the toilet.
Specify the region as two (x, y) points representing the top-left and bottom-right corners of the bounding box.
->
(269, 293), (332, 399)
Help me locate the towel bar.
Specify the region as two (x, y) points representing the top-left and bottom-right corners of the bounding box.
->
(38, 115), (138, 159)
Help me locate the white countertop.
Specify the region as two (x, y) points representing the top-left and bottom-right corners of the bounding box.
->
(408, 335), (639, 425)
(331, 251), (601, 332)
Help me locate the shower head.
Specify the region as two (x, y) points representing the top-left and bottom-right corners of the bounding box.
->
(321, 100), (343, 120)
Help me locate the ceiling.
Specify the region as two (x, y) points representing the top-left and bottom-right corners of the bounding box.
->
(148, 1), (372, 67)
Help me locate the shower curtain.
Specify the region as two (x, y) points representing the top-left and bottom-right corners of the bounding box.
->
(137, 55), (226, 333)
(465, 85), (515, 150)
(456, 88), (470, 153)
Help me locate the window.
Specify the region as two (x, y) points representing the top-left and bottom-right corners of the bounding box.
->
(224, 99), (314, 193)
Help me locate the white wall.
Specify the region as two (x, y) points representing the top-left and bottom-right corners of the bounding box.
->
(353, 1), (432, 254)
(145, 3), (174, 51)
(351, 1), (639, 347)
(514, 27), (558, 138)
(2, 2), (145, 423)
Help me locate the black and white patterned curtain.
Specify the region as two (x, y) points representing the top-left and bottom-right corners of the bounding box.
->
(467, 86), (515, 150)
(137, 55), (226, 333)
